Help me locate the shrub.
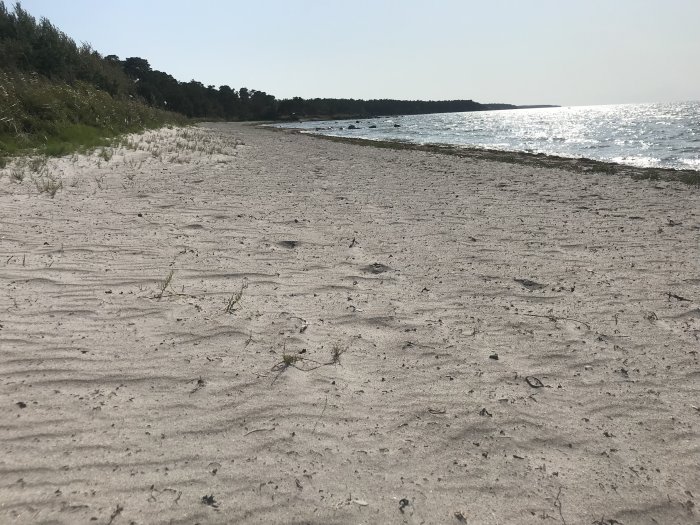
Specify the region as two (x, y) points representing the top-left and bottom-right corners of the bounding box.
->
(0, 72), (187, 158)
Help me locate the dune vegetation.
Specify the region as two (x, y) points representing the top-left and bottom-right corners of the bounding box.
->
(1, 1), (535, 166)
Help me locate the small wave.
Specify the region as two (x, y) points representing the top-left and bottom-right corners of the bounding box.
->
(680, 158), (700, 168)
(611, 156), (663, 169)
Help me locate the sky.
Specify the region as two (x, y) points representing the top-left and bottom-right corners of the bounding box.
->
(13, 0), (700, 106)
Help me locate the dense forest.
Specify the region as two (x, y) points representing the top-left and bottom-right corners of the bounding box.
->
(0, 2), (549, 122)
(0, 2), (555, 159)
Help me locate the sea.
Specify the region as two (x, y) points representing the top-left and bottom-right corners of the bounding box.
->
(276, 101), (700, 171)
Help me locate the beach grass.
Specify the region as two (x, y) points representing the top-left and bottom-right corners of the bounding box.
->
(224, 282), (248, 314)
(0, 71), (187, 163)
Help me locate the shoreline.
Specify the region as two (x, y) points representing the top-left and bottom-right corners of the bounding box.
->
(268, 124), (700, 185)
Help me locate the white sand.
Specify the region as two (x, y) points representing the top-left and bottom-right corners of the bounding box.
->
(0, 123), (698, 524)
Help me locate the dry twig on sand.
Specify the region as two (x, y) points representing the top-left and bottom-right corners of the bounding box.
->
(520, 312), (591, 330)
(313, 396), (329, 434)
(554, 487), (567, 525)
(666, 291), (691, 302)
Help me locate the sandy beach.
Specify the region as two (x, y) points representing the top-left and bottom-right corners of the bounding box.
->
(0, 123), (698, 524)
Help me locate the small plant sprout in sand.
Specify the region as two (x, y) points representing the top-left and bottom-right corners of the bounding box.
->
(271, 347), (301, 384)
(224, 281), (248, 314)
(10, 168), (25, 182)
(282, 353), (299, 368)
(35, 176), (63, 197)
(98, 147), (113, 162)
(271, 342), (347, 383)
(156, 270), (174, 300)
(330, 343), (346, 364)
(27, 156), (48, 174)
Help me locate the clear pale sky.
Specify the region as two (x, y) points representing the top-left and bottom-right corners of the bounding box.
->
(14, 0), (700, 106)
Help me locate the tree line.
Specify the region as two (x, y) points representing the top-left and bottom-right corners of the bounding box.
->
(1, 2), (531, 122)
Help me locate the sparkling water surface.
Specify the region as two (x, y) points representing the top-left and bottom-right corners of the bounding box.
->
(276, 102), (700, 171)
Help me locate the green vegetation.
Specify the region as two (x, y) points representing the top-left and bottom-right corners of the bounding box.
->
(1, 0), (530, 163)
(275, 98), (523, 120)
(0, 3), (186, 162)
(0, 71), (186, 160)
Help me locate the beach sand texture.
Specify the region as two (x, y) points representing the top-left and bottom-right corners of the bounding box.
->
(0, 123), (698, 524)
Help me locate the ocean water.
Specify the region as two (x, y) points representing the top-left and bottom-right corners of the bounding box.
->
(276, 101), (700, 171)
